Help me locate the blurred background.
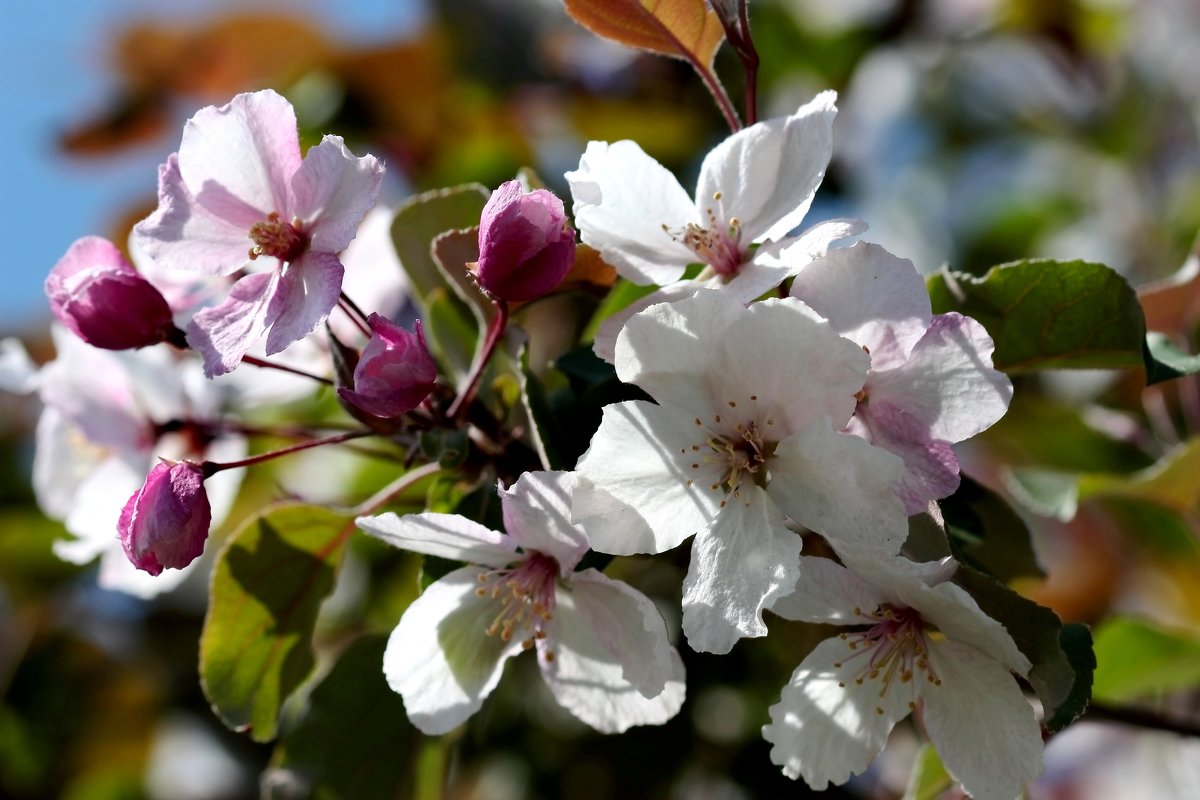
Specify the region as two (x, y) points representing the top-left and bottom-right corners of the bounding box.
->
(4, 0), (1200, 798)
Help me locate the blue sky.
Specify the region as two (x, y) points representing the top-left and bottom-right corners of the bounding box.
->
(0, 0), (426, 333)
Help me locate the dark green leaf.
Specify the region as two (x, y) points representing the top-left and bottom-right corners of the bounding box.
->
(424, 288), (479, 384)
(1092, 617), (1200, 702)
(518, 342), (565, 471)
(940, 476), (1043, 580)
(200, 503), (352, 742)
(1144, 333), (1200, 384)
(264, 635), (415, 800)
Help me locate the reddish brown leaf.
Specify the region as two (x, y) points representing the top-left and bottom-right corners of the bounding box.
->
(562, 0), (725, 69)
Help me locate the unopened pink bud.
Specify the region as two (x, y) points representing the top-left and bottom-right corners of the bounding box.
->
(118, 461), (212, 576)
(337, 315), (437, 419)
(475, 180), (575, 302)
(46, 236), (177, 350)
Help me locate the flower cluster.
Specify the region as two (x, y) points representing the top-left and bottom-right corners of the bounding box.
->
(26, 85), (1045, 797)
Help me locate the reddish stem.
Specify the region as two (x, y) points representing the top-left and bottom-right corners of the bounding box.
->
(241, 354), (333, 386)
(202, 429), (371, 477)
(447, 299), (509, 422)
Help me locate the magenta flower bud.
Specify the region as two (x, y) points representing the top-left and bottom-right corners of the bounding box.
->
(337, 315), (437, 419)
(118, 461), (212, 576)
(45, 236), (178, 350)
(475, 180), (576, 302)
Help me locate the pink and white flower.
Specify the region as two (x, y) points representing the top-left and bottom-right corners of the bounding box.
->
(789, 242), (1012, 513)
(565, 91), (862, 362)
(356, 470), (685, 735)
(571, 290), (908, 654)
(133, 89), (384, 377)
(763, 554), (1043, 800)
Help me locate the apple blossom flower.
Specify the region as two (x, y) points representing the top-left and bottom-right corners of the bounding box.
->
(565, 91), (864, 361)
(572, 289), (908, 654)
(337, 315), (436, 420)
(33, 327), (244, 597)
(474, 180), (576, 302)
(763, 554), (1043, 800)
(789, 242), (1013, 513)
(133, 89), (384, 377)
(46, 236), (179, 350)
(119, 461), (212, 575)
(356, 470), (685, 735)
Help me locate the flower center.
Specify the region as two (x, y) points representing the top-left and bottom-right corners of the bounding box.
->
(682, 396), (779, 507)
(248, 212), (308, 262)
(475, 551), (560, 656)
(833, 603), (941, 708)
(662, 191), (744, 276)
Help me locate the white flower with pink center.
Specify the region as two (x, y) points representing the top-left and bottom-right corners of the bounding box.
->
(356, 470), (685, 735)
(133, 89), (384, 377)
(571, 289), (908, 655)
(763, 554), (1043, 800)
(565, 91), (864, 362)
(789, 242), (1013, 513)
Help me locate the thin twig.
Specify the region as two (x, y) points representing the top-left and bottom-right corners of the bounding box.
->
(348, 461), (444, 517)
(241, 354), (333, 386)
(1082, 702), (1200, 739)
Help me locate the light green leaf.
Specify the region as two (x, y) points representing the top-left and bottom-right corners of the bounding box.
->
(902, 744), (953, 800)
(200, 503), (353, 742)
(1079, 437), (1200, 513)
(391, 184), (489, 309)
(1092, 617), (1200, 702)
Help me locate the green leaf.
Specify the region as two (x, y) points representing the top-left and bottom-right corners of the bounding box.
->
(424, 288), (479, 384)
(902, 744), (953, 800)
(1079, 437), (1200, 513)
(265, 635), (415, 800)
(517, 341), (565, 470)
(200, 503), (352, 742)
(1144, 332), (1200, 384)
(1092, 617), (1200, 702)
(953, 566), (1093, 731)
(940, 475), (1043, 580)
(1003, 467), (1079, 521)
(391, 184), (489, 308)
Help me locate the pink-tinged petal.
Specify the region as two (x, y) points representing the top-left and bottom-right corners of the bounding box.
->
(755, 217), (868, 269)
(476, 181), (576, 302)
(290, 134), (385, 253)
(539, 587), (686, 733)
(340, 315), (436, 419)
(591, 280), (702, 365)
(133, 154), (259, 276)
(118, 461), (211, 576)
(922, 641), (1044, 800)
(769, 422), (908, 555)
(696, 91), (837, 244)
(850, 399), (961, 515)
(573, 401), (724, 555)
(769, 556), (886, 624)
(356, 512), (517, 567)
(565, 140), (697, 285)
(263, 251), (343, 355)
(681, 485), (801, 654)
(178, 89), (300, 218)
(870, 313), (1012, 443)
(790, 242), (932, 368)
(499, 471), (588, 573)
(188, 271), (279, 377)
(566, 569), (678, 697)
(384, 566), (524, 735)
(763, 636), (917, 790)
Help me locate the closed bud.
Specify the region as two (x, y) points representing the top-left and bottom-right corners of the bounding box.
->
(475, 180), (575, 302)
(46, 236), (179, 350)
(337, 315), (437, 420)
(119, 461), (212, 576)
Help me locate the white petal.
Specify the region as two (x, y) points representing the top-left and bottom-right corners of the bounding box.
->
(756, 217), (868, 268)
(98, 545), (193, 599)
(33, 408), (105, 520)
(384, 567), (523, 735)
(790, 242), (931, 368)
(565, 140), (697, 285)
(681, 484), (801, 654)
(591, 280), (701, 365)
(696, 91), (837, 244)
(769, 556), (886, 624)
(922, 640), (1044, 800)
(499, 471), (588, 573)
(357, 512), (516, 567)
(63, 453), (144, 547)
(289, 134), (385, 253)
(573, 401), (723, 555)
(567, 569), (676, 697)
(769, 422), (908, 554)
(763, 636), (917, 790)
(539, 587), (686, 733)
(0, 337), (38, 394)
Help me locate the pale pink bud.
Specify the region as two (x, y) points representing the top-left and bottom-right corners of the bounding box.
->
(119, 461), (212, 576)
(337, 314), (437, 419)
(46, 236), (179, 350)
(475, 180), (575, 302)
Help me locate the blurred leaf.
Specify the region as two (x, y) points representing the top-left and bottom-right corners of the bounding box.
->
(431, 227), (487, 319)
(1092, 617), (1200, 702)
(391, 184), (489, 309)
(518, 341), (564, 471)
(265, 635), (415, 800)
(1144, 333), (1200, 383)
(902, 744), (953, 800)
(201, 503), (352, 742)
(1099, 498), (1200, 560)
(954, 565), (1094, 731)
(1138, 251), (1200, 334)
(424, 288), (479, 385)
(1079, 437), (1200, 513)
(562, 0), (725, 67)
(1003, 467), (1080, 521)
(940, 475), (1043, 580)
(983, 395), (1153, 473)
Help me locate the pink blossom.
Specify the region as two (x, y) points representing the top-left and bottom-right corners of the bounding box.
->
(119, 461), (212, 576)
(338, 315), (437, 419)
(475, 180), (575, 302)
(45, 236), (178, 350)
(133, 90), (384, 377)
